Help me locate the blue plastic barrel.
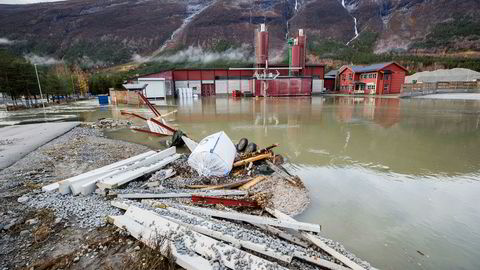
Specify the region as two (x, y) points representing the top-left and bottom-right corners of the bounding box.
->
(98, 95), (109, 105)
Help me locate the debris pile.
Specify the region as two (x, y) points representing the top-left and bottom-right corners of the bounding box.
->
(31, 130), (373, 269)
(85, 118), (132, 129)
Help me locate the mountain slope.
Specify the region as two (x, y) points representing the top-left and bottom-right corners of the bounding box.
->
(0, 0), (478, 66)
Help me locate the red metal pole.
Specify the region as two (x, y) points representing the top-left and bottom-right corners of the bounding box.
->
(120, 110), (148, 121)
(131, 128), (168, 137)
(191, 195), (258, 208)
(138, 92), (161, 117)
(149, 118), (177, 133)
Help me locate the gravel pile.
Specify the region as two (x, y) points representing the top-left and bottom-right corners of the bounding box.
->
(406, 68), (480, 83)
(83, 118), (132, 129)
(251, 175), (309, 216)
(23, 192), (121, 228)
(121, 200), (372, 269)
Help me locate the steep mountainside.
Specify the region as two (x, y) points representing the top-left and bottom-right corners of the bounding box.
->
(0, 0), (478, 66)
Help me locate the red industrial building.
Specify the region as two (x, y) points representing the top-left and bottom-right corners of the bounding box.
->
(129, 24), (325, 98)
(337, 62), (407, 95)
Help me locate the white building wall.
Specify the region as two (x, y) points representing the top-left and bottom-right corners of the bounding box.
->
(138, 78), (166, 98)
(188, 80), (202, 96)
(312, 79), (324, 93)
(228, 80), (240, 94)
(215, 80), (228, 94)
(175, 81), (188, 89)
(240, 80), (250, 92)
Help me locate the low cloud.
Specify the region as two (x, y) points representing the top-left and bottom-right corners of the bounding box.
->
(24, 53), (60, 65)
(133, 44), (254, 64)
(0, 37), (14, 45)
(78, 55), (106, 68)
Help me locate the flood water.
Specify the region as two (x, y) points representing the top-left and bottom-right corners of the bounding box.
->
(1, 96), (480, 270)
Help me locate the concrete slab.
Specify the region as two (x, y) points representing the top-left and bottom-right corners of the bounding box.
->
(0, 122), (80, 170)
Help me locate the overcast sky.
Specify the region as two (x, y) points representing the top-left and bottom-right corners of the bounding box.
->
(0, 0), (65, 4)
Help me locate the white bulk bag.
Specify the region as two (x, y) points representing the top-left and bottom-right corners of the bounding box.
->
(188, 131), (236, 176)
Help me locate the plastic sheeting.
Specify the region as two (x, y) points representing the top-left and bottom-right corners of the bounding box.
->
(188, 131), (236, 176)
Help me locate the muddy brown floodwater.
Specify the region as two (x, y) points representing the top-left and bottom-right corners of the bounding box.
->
(1, 96), (480, 270)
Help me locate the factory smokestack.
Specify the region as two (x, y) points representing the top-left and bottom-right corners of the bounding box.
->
(255, 23), (269, 67)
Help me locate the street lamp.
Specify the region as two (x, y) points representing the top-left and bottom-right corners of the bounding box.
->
(34, 64), (46, 118)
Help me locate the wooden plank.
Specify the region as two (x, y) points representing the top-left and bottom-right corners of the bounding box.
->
(125, 206), (286, 269)
(265, 208), (367, 270)
(110, 215), (212, 270)
(76, 148), (176, 195)
(252, 224), (309, 248)
(200, 179), (252, 190)
(140, 169), (176, 188)
(55, 150), (157, 194)
(76, 168), (124, 195)
(110, 200), (130, 210)
(117, 190), (248, 199)
(42, 182), (59, 192)
(265, 161), (298, 185)
(293, 251), (350, 270)
(239, 176), (266, 190)
(180, 205), (321, 233)
(185, 184), (211, 189)
(97, 153), (180, 189)
(233, 153), (272, 167)
(150, 204), (293, 263)
(110, 201), (345, 270)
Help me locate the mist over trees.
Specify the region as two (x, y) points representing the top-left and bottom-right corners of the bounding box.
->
(0, 49), (123, 105)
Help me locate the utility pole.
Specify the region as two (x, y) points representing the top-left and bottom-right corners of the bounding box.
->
(34, 64), (46, 119)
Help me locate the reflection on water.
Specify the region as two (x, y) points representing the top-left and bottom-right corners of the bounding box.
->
(170, 96), (480, 176)
(1, 96), (480, 270)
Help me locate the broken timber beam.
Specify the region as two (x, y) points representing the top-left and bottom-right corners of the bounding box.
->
(252, 224), (310, 248)
(265, 161), (298, 185)
(233, 153), (272, 167)
(293, 251), (351, 270)
(50, 150), (156, 194)
(97, 148), (179, 190)
(117, 190), (248, 199)
(80, 149), (177, 195)
(179, 205), (321, 233)
(265, 208), (367, 270)
(200, 179), (252, 190)
(125, 206), (286, 269)
(148, 204), (294, 263)
(109, 214), (212, 270)
(239, 176), (266, 190)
